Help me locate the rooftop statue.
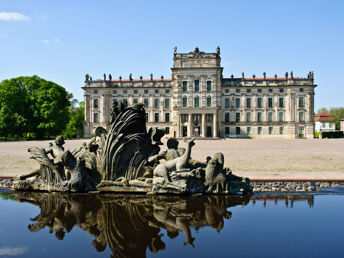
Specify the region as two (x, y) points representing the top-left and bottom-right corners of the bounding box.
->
(13, 101), (252, 194)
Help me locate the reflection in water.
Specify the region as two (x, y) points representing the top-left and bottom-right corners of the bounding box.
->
(12, 193), (314, 257)
(251, 194), (314, 208)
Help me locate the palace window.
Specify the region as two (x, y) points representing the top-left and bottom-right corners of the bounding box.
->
(123, 99), (128, 107)
(236, 113), (240, 122)
(207, 81), (212, 92)
(181, 114), (188, 123)
(247, 89), (251, 93)
(154, 99), (159, 108)
(236, 89), (240, 93)
(165, 89), (170, 94)
(235, 98), (240, 108)
(123, 90), (127, 94)
(269, 127), (273, 135)
(236, 127), (241, 134)
(112, 98), (117, 103)
(133, 98), (138, 104)
(279, 112), (284, 122)
(279, 97), (284, 108)
(258, 89), (262, 93)
(134, 90), (138, 94)
(246, 112), (251, 122)
(246, 98), (251, 108)
(182, 81), (187, 92)
(269, 89), (273, 93)
(145, 113), (148, 122)
(257, 112), (262, 122)
(247, 127), (251, 135)
(155, 89), (159, 94)
(165, 98), (170, 108)
(225, 89), (230, 93)
(112, 90), (117, 94)
(280, 127), (284, 135)
(206, 114), (213, 122)
(225, 127), (230, 135)
(257, 98), (262, 108)
(154, 113), (159, 122)
(299, 112), (305, 122)
(93, 113), (99, 123)
(225, 113), (230, 122)
(182, 97), (187, 107)
(299, 88), (304, 92)
(144, 89), (148, 94)
(165, 127), (170, 134)
(144, 99), (149, 108)
(94, 90), (98, 94)
(194, 80), (199, 92)
(93, 99), (99, 108)
(268, 112), (273, 122)
(258, 127), (262, 135)
(279, 88), (284, 93)
(165, 113), (170, 123)
(299, 97), (304, 108)
(194, 97), (199, 107)
(225, 98), (230, 108)
(207, 97), (211, 107)
(268, 98), (273, 108)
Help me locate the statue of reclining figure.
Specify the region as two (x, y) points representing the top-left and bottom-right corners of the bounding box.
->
(153, 138), (195, 183)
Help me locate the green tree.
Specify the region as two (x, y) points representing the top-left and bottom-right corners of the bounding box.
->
(0, 76), (71, 139)
(0, 78), (31, 137)
(62, 100), (84, 139)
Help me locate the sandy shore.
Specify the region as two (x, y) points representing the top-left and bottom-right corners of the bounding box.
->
(1, 138), (343, 180)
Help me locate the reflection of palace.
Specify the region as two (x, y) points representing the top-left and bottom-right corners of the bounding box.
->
(251, 194), (314, 208)
(14, 193), (249, 257)
(83, 47), (316, 139)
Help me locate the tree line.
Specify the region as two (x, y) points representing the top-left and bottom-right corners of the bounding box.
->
(0, 76), (84, 140)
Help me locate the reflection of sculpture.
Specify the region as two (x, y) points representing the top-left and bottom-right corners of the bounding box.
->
(13, 192), (250, 257)
(13, 101), (252, 194)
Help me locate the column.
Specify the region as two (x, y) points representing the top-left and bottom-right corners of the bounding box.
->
(213, 113), (218, 138)
(177, 114), (180, 137)
(188, 113), (192, 137)
(201, 113), (206, 137)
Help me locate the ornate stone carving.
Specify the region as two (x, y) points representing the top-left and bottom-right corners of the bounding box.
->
(13, 102), (252, 194)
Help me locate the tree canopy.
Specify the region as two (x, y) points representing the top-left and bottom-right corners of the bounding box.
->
(0, 76), (73, 139)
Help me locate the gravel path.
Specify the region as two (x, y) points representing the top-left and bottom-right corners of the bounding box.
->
(1, 138), (343, 180)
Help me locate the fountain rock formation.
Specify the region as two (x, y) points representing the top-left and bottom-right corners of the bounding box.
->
(13, 102), (252, 194)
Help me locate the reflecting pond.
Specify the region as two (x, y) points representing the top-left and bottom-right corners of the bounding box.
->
(0, 192), (343, 257)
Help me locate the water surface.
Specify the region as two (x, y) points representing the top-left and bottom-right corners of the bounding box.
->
(0, 192), (343, 257)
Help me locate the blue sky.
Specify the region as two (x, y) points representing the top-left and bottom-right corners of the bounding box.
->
(1, 0), (343, 111)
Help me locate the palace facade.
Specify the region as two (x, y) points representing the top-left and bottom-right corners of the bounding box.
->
(82, 47), (316, 139)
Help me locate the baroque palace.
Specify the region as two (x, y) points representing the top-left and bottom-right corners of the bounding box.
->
(83, 47), (316, 139)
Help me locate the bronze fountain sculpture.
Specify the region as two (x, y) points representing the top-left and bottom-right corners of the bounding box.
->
(13, 102), (252, 194)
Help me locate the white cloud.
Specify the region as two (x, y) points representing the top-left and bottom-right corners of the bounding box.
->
(41, 38), (60, 44)
(0, 247), (29, 256)
(0, 12), (30, 21)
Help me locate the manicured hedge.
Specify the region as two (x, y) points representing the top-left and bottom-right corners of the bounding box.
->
(315, 131), (344, 138)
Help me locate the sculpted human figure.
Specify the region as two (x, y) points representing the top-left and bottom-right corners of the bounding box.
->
(153, 138), (195, 183)
(46, 136), (65, 165)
